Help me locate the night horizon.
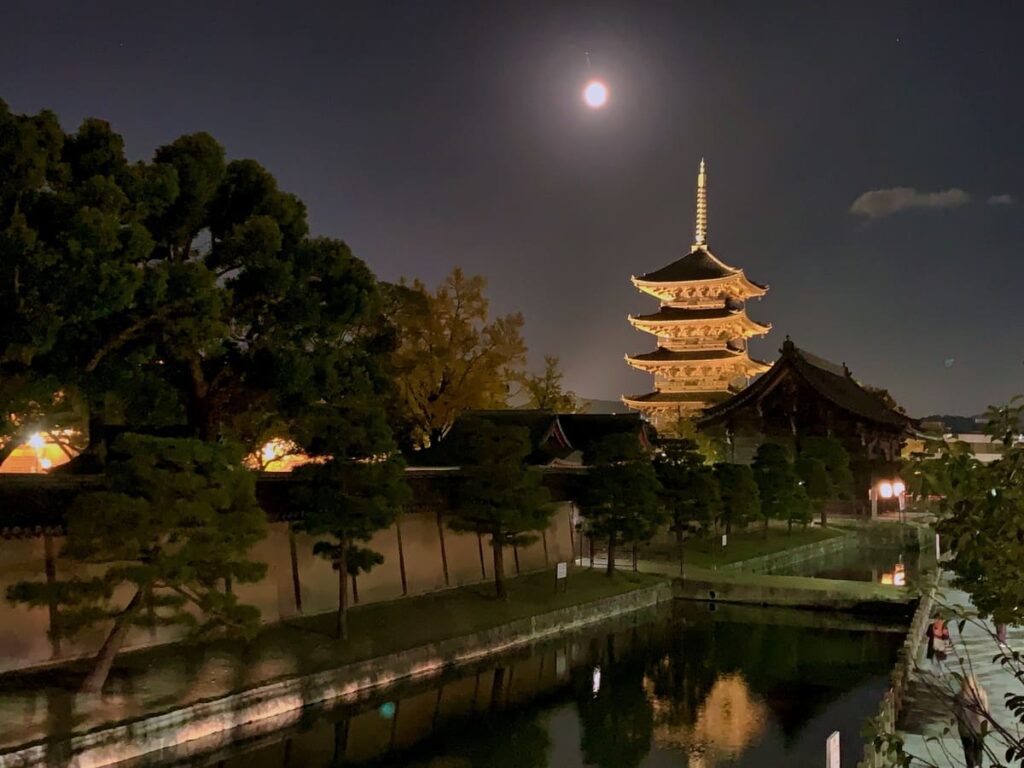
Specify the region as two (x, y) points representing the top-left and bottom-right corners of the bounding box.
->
(4, 1), (1022, 417)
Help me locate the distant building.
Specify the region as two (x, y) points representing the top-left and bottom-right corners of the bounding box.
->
(699, 339), (916, 498)
(623, 160), (771, 432)
(409, 410), (654, 467)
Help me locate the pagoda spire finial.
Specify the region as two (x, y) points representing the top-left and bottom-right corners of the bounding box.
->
(694, 158), (708, 247)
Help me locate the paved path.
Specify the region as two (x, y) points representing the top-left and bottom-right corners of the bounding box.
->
(898, 576), (1024, 766)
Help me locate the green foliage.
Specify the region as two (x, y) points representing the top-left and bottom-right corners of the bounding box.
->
(665, 416), (727, 464)
(713, 462), (761, 533)
(6, 434), (267, 690)
(799, 436), (854, 500)
(385, 268), (527, 447)
(655, 439), (721, 536)
(752, 443), (804, 531)
(446, 418), (554, 597)
(516, 354), (578, 412)
(916, 399), (1024, 624)
(0, 100), (391, 458)
(795, 455), (832, 525)
(292, 405), (409, 637)
(582, 434), (664, 574)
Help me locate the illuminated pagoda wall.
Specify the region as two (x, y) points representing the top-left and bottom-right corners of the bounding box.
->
(623, 160), (771, 432)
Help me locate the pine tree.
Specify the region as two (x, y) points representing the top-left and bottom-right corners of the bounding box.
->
(292, 406), (409, 639)
(713, 462), (761, 535)
(583, 434), (664, 575)
(7, 434), (267, 693)
(447, 418), (554, 599)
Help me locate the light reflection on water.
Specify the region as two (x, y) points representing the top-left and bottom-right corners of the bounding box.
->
(155, 602), (903, 768)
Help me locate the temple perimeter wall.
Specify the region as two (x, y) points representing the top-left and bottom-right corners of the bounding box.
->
(0, 474), (579, 674)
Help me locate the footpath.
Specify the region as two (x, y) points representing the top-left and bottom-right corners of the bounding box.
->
(897, 575), (1024, 767)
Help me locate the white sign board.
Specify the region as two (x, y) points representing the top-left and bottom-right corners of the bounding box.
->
(721, 534), (728, 547)
(556, 562), (568, 580)
(826, 730), (840, 768)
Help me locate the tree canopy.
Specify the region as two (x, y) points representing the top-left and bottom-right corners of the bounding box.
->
(447, 417), (553, 598)
(918, 396), (1024, 624)
(8, 434), (267, 692)
(713, 462), (761, 534)
(385, 268), (526, 448)
(0, 101), (391, 461)
(582, 434), (663, 575)
(516, 354), (578, 412)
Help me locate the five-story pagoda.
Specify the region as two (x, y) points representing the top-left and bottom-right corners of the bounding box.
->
(623, 160), (771, 431)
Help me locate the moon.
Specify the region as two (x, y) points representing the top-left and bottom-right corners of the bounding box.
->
(582, 80), (608, 109)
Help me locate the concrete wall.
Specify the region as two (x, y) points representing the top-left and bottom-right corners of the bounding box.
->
(0, 504), (577, 674)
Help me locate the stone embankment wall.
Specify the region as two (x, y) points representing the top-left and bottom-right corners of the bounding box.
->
(0, 506), (576, 674)
(858, 578), (935, 767)
(0, 583), (671, 768)
(719, 531), (856, 574)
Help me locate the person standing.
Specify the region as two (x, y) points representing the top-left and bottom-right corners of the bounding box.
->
(954, 675), (989, 768)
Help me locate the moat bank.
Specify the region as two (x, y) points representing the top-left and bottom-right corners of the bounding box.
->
(0, 570), (668, 767)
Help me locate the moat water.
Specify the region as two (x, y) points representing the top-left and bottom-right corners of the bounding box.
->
(150, 601), (904, 768)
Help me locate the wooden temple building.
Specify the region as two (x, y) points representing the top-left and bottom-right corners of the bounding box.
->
(699, 338), (917, 498)
(623, 160), (771, 432)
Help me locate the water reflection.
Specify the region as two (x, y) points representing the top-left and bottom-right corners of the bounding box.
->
(770, 545), (928, 585)
(159, 603), (902, 768)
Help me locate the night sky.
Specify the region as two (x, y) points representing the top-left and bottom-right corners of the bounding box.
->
(3, 2), (1022, 417)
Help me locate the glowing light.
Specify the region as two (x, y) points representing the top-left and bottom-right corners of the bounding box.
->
(583, 80), (608, 109)
(28, 433), (45, 450)
(378, 701), (396, 719)
(893, 563), (906, 587)
(879, 481), (894, 499)
(893, 480), (906, 496)
(39, 458), (53, 470)
(261, 441), (279, 462)
(592, 666), (602, 696)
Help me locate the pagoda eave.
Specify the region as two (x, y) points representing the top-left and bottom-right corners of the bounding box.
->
(631, 270), (768, 303)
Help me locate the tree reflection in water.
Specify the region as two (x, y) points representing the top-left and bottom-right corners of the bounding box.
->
(166, 603), (901, 768)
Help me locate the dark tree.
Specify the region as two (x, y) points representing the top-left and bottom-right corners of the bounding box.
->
(0, 101), (391, 462)
(447, 418), (554, 599)
(292, 407), (408, 640)
(655, 440), (720, 573)
(713, 462), (761, 535)
(799, 436), (854, 501)
(7, 435), (267, 693)
(752, 443), (802, 535)
(795, 455), (832, 527)
(582, 434), (664, 575)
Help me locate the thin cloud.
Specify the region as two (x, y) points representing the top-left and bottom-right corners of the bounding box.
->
(850, 187), (971, 219)
(987, 194), (1014, 205)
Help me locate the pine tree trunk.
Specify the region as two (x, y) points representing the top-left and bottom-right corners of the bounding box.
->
(606, 535), (616, 576)
(492, 536), (507, 599)
(820, 504), (828, 528)
(336, 543), (349, 640)
(787, 517), (792, 534)
(675, 527), (684, 576)
(80, 589), (142, 694)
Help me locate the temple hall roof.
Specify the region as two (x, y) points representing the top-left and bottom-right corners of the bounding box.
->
(700, 339), (915, 429)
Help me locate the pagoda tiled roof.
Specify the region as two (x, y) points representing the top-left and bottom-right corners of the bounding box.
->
(624, 391), (733, 405)
(699, 340), (915, 428)
(637, 246), (736, 283)
(632, 306), (736, 323)
(628, 347), (743, 362)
